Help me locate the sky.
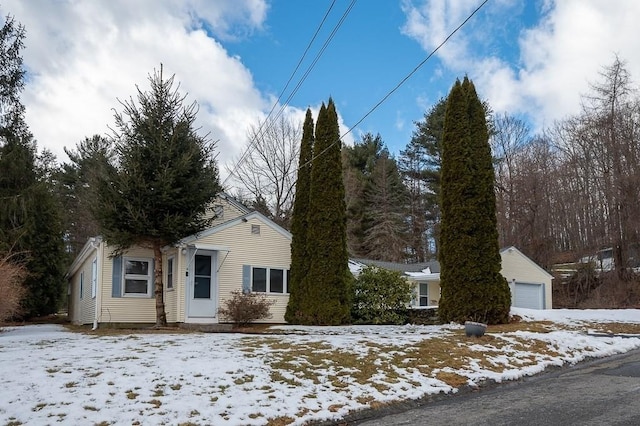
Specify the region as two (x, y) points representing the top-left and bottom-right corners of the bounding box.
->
(3, 0), (640, 187)
(1, 308), (639, 425)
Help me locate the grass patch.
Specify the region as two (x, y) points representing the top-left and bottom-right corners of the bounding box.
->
(32, 403), (48, 412)
(266, 416), (295, 426)
(170, 383), (182, 391)
(233, 374), (255, 385)
(125, 390), (139, 400)
(83, 405), (99, 411)
(64, 381), (78, 388)
(147, 399), (162, 408)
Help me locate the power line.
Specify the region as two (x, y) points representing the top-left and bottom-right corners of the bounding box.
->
(303, 0), (490, 171)
(223, 0), (357, 187)
(225, 0), (336, 183)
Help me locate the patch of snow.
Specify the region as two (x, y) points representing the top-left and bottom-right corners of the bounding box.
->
(0, 309), (639, 425)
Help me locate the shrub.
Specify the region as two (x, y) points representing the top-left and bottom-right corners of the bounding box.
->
(218, 291), (275, 327)
(0, 252), (27, 323)
(351, 266), (414, 325)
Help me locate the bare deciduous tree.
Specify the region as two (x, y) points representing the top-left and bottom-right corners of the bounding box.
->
(227, 116), (301, 228)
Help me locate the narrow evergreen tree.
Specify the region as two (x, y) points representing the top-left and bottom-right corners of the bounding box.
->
(296, 99), (351, 325)
(438, 77), (510, 325)
(93, 66), (220, 327)
(285, 108), (314, 323)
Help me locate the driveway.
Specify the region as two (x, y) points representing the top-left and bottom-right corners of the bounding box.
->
(350, 348), (640, 426)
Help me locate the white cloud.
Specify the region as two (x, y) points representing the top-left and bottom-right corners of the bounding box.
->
(401, 0), (640, 132)
(2, 0), (269, 174)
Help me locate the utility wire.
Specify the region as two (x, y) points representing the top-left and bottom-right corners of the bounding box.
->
(225, 0), (336, 183)
(223, 0), (357, 187)
(301, 0), (490, 171)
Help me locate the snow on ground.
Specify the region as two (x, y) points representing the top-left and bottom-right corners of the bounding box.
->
(1, 309), (639, 425)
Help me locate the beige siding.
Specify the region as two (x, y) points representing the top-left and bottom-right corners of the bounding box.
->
(193, 216), (291, 323)
(408, 279), (441, 307)
(98, 246), (158, 323)
(164, 248), (180, 323)
(204, 197), (248, 227)
(500, 248), (553, 309)
(68, 252), (97, 325)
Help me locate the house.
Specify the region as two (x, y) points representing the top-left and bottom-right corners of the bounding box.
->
(353, 246), (553, 310)
(66, 193), (292, 327)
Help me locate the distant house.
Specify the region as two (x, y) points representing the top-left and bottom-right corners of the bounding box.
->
(66, 193), (292, 327)
(353, 246), (553, 310)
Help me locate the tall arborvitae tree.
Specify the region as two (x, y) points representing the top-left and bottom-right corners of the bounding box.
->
(285, 108), (314, 323)
(296, 99), (351, 325)
(0, 14), (66, 318)
(93, 66), (220, 327)
(438, 77), (510, 325)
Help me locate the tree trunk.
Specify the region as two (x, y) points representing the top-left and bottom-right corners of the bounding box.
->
(153, 245), (167, 327)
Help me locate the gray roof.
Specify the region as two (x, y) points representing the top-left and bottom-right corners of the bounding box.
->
(351, 258), (440, 273)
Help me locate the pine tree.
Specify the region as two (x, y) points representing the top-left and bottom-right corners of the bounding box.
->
(362, 150), (409, 262)
(0, 14), (66, 318)
(58, 135), (113, 256)
(438, 77), (510, 325)
(398, 98), (446, 261)
(93, 66), (220, 327)
(296, 99), (351, 325)
(285, 108), (314, 323)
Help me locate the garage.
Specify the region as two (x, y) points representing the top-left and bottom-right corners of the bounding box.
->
(513, 282), (545, 310)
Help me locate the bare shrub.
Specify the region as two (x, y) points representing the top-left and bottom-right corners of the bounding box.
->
(0, 252), (27, 322)
(218, 291), (275, 327)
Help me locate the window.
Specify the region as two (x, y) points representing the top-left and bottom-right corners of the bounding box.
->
(123, 257), (152, 297)
(270, 269), (284, 293)
(80, 272), (84, 299)
(419, 283), (429, 306)
(167, 257), (174, 290)
(251, 224), (261, 235)
(252, 267), (267, 292)
(91, 257), (97, 299)
(251, 267), (288, 294)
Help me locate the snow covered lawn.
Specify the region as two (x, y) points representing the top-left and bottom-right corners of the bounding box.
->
(1, 308), (639, 425)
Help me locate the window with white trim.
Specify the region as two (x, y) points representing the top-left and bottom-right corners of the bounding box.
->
(91, 257), (97, 299)
(123, 257), (153, 297)
(251, 267), (289, 294)
(418, 283), (429, 306)
(166, 257), (174, 290)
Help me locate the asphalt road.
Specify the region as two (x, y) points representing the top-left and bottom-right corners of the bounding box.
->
(346, 348), (640, 426)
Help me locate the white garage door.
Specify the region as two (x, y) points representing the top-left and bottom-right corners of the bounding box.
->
(513, 282), (544, 309)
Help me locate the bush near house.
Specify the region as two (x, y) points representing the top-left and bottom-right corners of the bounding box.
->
(351, 266), (414, 325)
(0, 252), (27, 322)
(218, 291), (275, 327)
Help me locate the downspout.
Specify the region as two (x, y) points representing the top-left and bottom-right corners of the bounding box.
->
(92, 237), (103, 330)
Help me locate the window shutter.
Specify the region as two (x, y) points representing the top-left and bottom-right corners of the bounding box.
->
(150, 258), (155, 298)
(112, 256), (122, 298)
(242, 265), (251, 294)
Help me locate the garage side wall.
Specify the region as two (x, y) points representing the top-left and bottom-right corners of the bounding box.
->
(500, 248), (553, 309)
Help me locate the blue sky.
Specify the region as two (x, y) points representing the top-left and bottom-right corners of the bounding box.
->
(4, 0), (640, 185)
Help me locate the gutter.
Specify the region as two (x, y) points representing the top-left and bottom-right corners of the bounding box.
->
(91, 237), (103, 330)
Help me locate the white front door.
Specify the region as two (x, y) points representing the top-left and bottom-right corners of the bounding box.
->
(187, 251), (218, 320)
